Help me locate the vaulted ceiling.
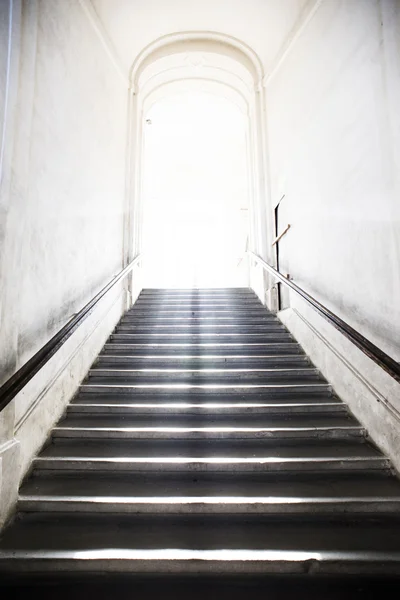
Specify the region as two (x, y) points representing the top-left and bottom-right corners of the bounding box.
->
(90, 0), (311, 76)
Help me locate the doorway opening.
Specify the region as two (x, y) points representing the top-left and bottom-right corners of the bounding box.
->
(141, 92), (249, 288)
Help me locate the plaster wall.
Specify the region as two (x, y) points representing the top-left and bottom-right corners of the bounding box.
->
(91, 0), (310, 75)
(264, 0), (400, 461)
(0, 0), (130, 526)
(0, 2), (10, 175)
(266, 0), (400, 361)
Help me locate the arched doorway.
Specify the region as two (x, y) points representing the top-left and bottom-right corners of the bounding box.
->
(126, 32), (268, 293)
(142, 91), (249, 287)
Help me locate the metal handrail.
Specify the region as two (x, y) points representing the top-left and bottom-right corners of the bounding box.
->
(249, 251), (400, 384)
(0, 255), (141, 412)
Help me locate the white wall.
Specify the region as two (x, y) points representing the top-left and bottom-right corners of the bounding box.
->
(91, 0), (310, 75)
(0, 0), (130, 526)
(264, 0), (400, 466)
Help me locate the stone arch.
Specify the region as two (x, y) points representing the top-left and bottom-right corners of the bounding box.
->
(130, 31), (263, 90)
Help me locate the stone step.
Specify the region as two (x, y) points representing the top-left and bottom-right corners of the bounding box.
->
(78, 382), (332, 401)
(18, 495), (400, 517)
(32, 456), (389, 475)
(33, 439), (387, 474)
(122, 316), (278, 324)
(133, 299), (264, 306)
(116, 323), (285, 333)
(139, 288), (253, 295)
(68, 401), (347, 416)
(2, 514), (400, 577)
(110, 333), (294, 344)
(52, 410), (363, 442)
(58, 413), (357, 429)
(20, 471), (400, 503)
(86, 367), (323, 384)
(102, 342), (304, 356)
(95, 354), (311, 369)
(127, 310), (273, 318)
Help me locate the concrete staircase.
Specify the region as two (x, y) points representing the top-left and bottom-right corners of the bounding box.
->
(1, 288), (400, 583)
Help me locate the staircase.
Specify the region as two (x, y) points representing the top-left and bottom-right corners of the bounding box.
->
(1, 288), (400, 585)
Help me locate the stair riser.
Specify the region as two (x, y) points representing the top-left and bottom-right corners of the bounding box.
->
(116, 325), (284, 333)
(140, 289), (252, 293)
(102, 343), (303, 356)
(86, 379), (324, 388)
(67, 404), (347, 416)
(132, 306), (265, 313)
(130, 310), (268, 316)
(110, 335), (294, 344)
(59, 412), (356, 427)
(2, 554), (400, 576)
(77, 394), (333, 407)
(129, 297), (262, 314)
(18, 499), (400, 516)
(122, 317), (278, 324)
(125, 316), (276, 325)
(95, 356), (310, 368)
(51, 427), (364, 441)
(87, 370), (322, 384)
(137, 299), (259, 302)
(32, 458), (390, 474)
(74, 395), (337, 407)
(20, 471), (400, 497)
(78, 384), (332, 399)
(137, 296), (256, 300)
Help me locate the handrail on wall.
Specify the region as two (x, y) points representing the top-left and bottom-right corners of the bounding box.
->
(0, 255), (141, 413)
(1, 250), (398, 415)
(249, 251), (400, 384)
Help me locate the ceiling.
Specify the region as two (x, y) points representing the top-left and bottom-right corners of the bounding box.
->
(90, 0), (311, 76)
